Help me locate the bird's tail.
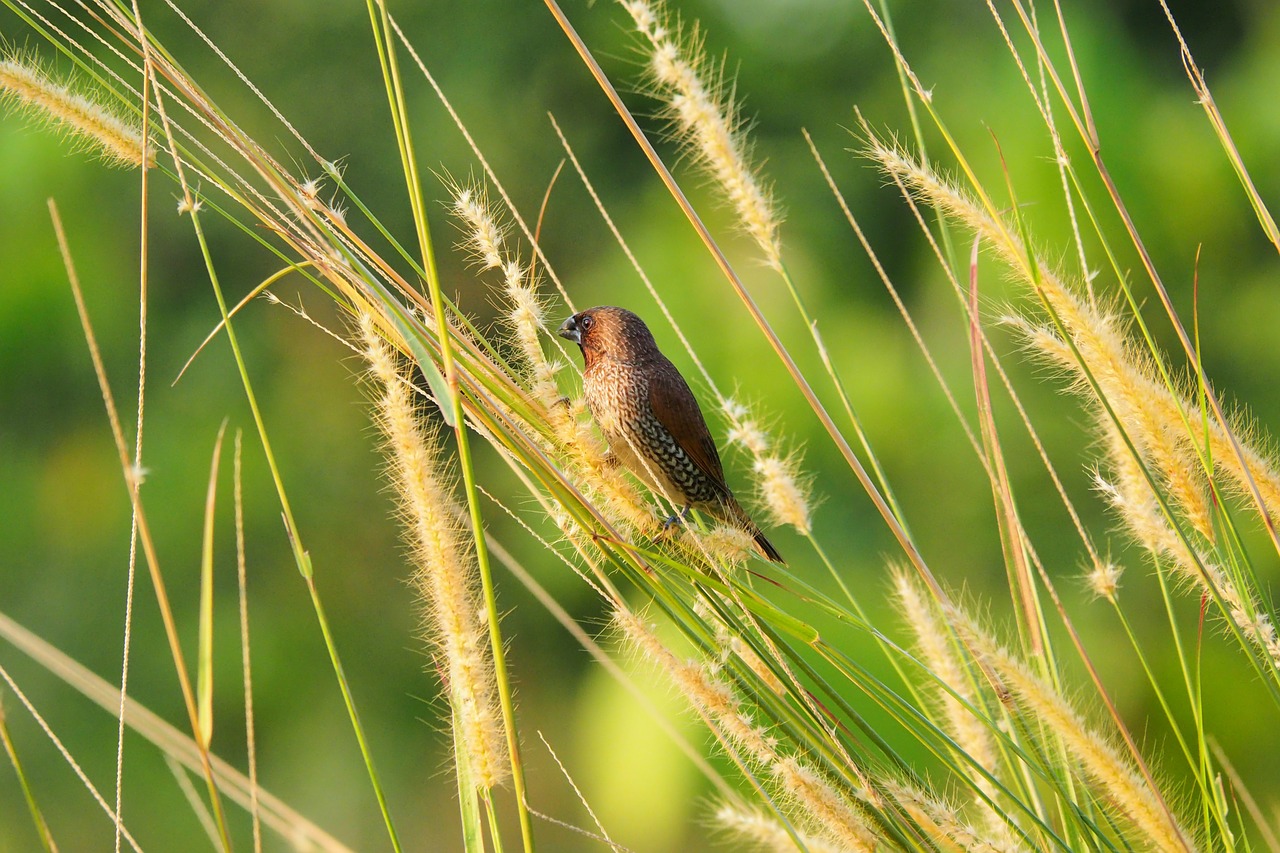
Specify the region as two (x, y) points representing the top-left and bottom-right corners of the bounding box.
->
(721, 498), (785, 564)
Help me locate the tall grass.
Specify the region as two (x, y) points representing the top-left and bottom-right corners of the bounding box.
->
(0, 0), (1277, 850)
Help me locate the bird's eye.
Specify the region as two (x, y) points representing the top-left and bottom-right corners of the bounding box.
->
(578, 315), (594, 332)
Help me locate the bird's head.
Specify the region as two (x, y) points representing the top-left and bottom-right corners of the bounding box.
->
(557, 306), (658, 367)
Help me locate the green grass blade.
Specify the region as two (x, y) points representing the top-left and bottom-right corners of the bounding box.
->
(197, 421), (228, 750)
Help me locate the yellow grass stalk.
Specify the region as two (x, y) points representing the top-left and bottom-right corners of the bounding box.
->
(614, 607), (878, 851)
(723, 399), (813, 536)
(867, 140), (1280, 540)
(1095, 423), (1280, 666)
(892, 571), (1008, 836)
(711, 801), (845, 852)
(881, 779), (1023, 853)
(950, 606), (1194, 852)
(360, 315), (509, 791)
(620, 0), (783, 270)
(0, 55), (152, 169)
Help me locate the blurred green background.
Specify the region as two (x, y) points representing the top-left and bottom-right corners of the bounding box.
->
(2, 0), (1279, 849)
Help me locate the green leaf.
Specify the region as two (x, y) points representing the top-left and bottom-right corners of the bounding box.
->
(197, 421), (228, 749)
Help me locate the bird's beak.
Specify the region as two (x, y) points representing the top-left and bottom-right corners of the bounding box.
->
(557, 315), (581, 345)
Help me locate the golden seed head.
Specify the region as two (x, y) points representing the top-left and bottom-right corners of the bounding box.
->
(359, 314), (509, 791)
(621, 0), (783, 268)
(0, 55), (153, 169)
(450, 183), (506, 270)
(754, 455), (812, 535)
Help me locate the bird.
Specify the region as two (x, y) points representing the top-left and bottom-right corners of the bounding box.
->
(558, 305), (784, 563)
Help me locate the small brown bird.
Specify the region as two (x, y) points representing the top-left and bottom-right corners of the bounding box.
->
(558, 306), (783, 563)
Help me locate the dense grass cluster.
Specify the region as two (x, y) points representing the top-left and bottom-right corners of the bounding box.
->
(1, 0), (1277, 850)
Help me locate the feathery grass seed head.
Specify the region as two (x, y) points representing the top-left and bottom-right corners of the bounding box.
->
(711, 802), (846, 853)
(1096, 432), (1280, 666)
(882, 780), (1022, 853)
(949, 602), (1192, 851)
(614, 605), (876, 849)
(694, 524), (756, 566)
(753, 454), (812, 536)
(450, 183), (506, 270)
(872, 137), (1280, 542)
(1086, 554), (1124, 603)
(359, 314), (509, 791)
(723, 400), (812, 535)
(728, 636), (786, 697)
(893, 570), (1003, 822)
(724, 399), (770, 456)
(0, 54), (153, 168)
(877, 138), (1280, 668)
(621, 0), (783, 269)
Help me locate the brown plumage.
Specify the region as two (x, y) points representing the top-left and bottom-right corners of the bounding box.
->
(558, 306), (784, 563)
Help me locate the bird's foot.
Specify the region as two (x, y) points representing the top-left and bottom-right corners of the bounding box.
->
(661, 506), (693, 531)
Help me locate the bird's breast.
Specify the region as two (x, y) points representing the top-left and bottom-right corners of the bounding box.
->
(583, 358), (720, 506)
(583, 359), (639, 436)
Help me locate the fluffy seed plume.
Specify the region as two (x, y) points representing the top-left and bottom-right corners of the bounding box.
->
(949, 604), (1193, 852)
(869, 137), (1280, 536)
(499, 259), (562, 407)
(1085, 552), (1124, 604)
(692, 523), (757, 566)
(0, 54), (153, 169)
(873, 137), (1280, 670)
(451, 183), (507, 270)
(728, 636), (786, 698)
(892, 572), (1005, 821)
(695, 596), (788, 696)
(615, 607), (877, 851)
(712, 801), (845, 852)
(1095, 425), (1280, 666)
(447, 181), (560, 410)
(881, 779), (1023, 853)
(621, 0), (783, 269)
(724, 399), (813, 535)
(360, 314), (509, 790)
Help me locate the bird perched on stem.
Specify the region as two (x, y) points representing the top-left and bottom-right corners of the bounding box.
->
(558, 306), (784, 563)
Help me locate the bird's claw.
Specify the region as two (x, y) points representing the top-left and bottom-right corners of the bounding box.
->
(661, 506), (693, 531)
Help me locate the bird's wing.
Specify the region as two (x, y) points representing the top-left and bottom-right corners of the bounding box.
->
(646, 359), (729, 491)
